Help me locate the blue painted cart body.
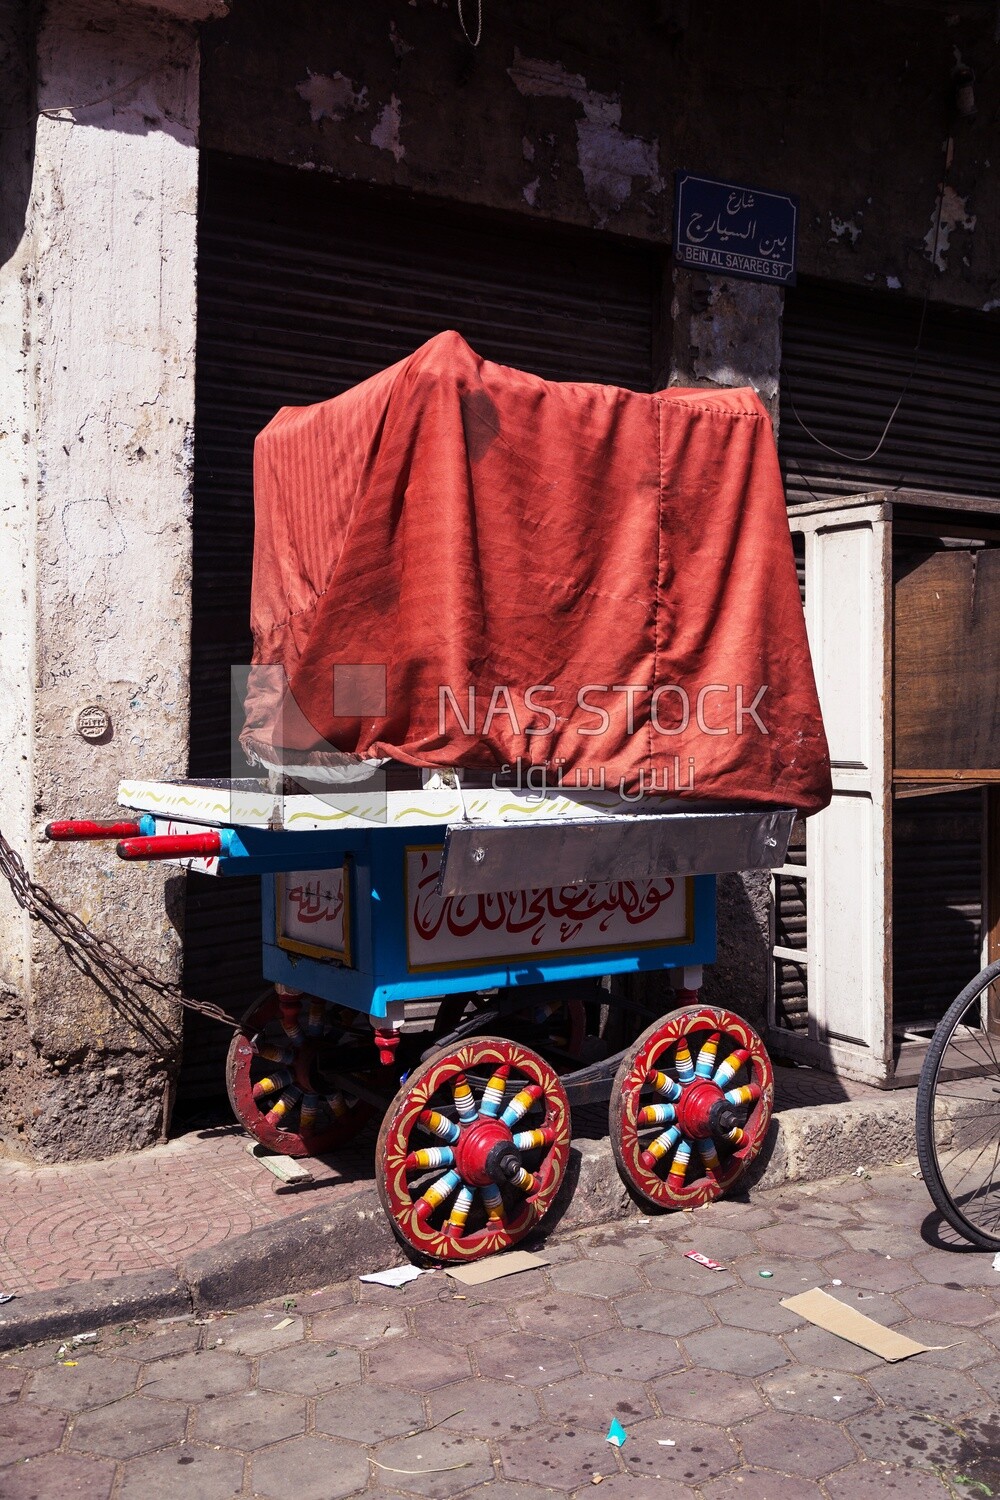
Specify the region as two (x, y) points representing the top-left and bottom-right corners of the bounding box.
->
(255, 825), (717, 1019)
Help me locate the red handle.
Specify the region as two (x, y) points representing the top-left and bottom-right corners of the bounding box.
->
(46, 820), (142, 841)
(117, 832), (222, 861)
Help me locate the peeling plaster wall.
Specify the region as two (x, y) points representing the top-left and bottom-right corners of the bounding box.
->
(201, 0), (1000, 312)
(0, 3), (36, 1077)
(0, 0), (199, 1161)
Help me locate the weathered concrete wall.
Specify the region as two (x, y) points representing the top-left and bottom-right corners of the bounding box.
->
(0, 0), (202, 1161)
(201, 0), (1000, 311)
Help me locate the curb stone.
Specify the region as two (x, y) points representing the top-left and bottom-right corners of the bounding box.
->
(0, 1094), (921, 1350)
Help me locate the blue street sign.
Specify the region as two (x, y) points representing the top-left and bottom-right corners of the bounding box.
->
(673, 172), (798, 285)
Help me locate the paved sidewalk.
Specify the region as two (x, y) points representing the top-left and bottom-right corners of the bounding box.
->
(3, 1163), (999, 1499)
(0, 1068), (879, 1298)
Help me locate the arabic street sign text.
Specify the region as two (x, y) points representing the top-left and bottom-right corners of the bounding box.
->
(673, 172), (797, 285)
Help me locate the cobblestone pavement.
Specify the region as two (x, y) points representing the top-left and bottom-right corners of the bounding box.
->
(4, 1162), (999, 1498)
(0, 1068), (878, 1299)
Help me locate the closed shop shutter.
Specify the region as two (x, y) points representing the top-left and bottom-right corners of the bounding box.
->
(778, 279), (997, 1038)
(181, 152), (662, 1105)
(779, 278), (1000, 506)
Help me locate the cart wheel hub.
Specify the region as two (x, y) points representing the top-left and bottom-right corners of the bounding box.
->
(454, 1118), (515, 1187)
(675, 1079), (726, 1140)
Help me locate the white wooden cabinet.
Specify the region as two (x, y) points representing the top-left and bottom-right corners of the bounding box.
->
(768, 492), (1000, 1086)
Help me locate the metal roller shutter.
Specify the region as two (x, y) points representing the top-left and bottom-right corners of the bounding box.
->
(779, 278), (1000, 506)
(180, 152), (662, 1106)
(778, 279), (997, 1039)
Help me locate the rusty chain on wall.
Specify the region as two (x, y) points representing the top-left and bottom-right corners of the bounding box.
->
(0, 827), (242, 1031)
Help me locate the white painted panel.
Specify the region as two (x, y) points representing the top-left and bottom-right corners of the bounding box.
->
(810, 792), (878, 1050)
(812, 526), (873, 771)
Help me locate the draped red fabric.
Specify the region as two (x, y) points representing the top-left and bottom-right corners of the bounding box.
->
(241, 331), (831, 814)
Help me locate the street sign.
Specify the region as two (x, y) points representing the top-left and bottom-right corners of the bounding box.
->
(673, 171), (797, 285)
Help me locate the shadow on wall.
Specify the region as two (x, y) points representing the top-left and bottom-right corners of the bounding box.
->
(701, 870), (771, 1034)
(0, 2), (37, 268)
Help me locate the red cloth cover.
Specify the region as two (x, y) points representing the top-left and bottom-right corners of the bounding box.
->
(242, 331), (831, 814)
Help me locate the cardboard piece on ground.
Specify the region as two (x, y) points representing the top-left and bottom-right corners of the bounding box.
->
(445, 1250), (549, 1285)
(781, 1287), (938, 1362)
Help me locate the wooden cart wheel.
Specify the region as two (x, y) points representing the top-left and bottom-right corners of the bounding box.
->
(226, 989), (374, 1158)
(610, 1005), (773, 1211)
(376, 1035), (571, 1261)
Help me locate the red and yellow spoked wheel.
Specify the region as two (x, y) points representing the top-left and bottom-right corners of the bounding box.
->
(226, 989), (374, 1158)
(610, 1006), (773, 1211)
(376, 1036), (571, 1262)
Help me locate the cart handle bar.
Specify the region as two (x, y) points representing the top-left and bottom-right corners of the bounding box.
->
(117, 831), (232, 862)
(46, 819), (147, 841)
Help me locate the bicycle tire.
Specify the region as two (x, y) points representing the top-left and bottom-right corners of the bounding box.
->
(915, 957), (1000, 1250)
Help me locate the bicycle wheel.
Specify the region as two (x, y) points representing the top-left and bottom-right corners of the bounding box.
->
(915, 958), (1000, 1249)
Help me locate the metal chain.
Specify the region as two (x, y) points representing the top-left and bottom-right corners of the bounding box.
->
(0, 827), (242, 1031)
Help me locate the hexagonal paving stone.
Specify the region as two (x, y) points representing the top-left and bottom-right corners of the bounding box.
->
(896, 1319), (997, 1370)
(69, 1393), (187, 1459)
(212, 1309), (305, 1356)
(316, 1382), (426, 1444)
(911, 1248), (998, 1288)
(681, 1324), (788, 1376)
(548, 1258), (645, 1300)
(846, 1406), (968, 1467)
(502, 1425), (617, 1490)
(757, 1223), (849, 1259)
(258, 1342), (361, 1396)
(1, 1364), (25, 1402)
(824, 1463), (953, 1496)
(193, 1388), (304, 1449)
(312, 1303), (408, 1347)
(26, 1357), (138, 1411)
(899, 1283), (997, 1327)
(866, 1361), (982, 1419)
(842, 1226), (928, 1259)
(732, 1256), (828, 1295)
(366, 1337), (469, 1391)
(767, 1374), (875, 1416)
(515, 1293), (616, 1341)
(0, 1406), (68, 1465)
(118, 1442), (244, 1500)
(138, 1349), (249, 1402)
(253, 1434), (370, 1500)
(622, 1415), (739, 1484)
(762, 1366), (875, 1419)
(581, 1228), (663, 1263)
(0, 1450), (116, 1499)
(701, 1469), (825, 1498)
(640, 1256), (738, 1294)
(359, 1273), (454, 1307)
(427, 1375), (543, 1439)
(410, 1295), (512, 1345)
(614, 1289), (714, 1338)
(735, 1410), (857, 1478)
(569, 1475), (693, 1500)
(539, 1372), (652, 1431)
(781, 1320), (885, 1374)
(670, 1225), (769, 1263)
(578, 1328), (683, 1382)
(459, 1486), (556, 1500)
(705, 1287), (804, 1333)
(119, 1323), (201, 1362)
(650, 1368), (765, 1425)
(822, 1250), (919, 1293)
(375, 1430), (494, 1497)
(695, 1202), (776, 1232)
(475, 1332), (579, 1386)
